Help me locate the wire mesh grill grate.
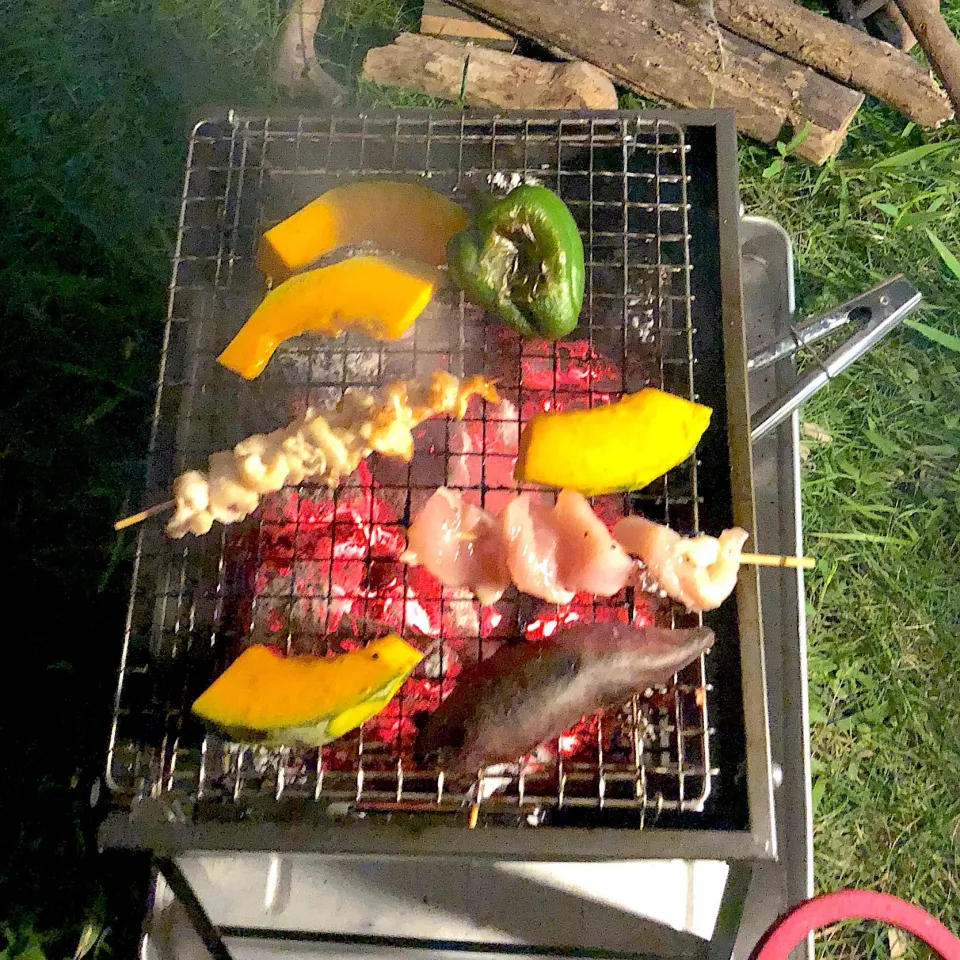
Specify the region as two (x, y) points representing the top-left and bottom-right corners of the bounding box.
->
(108, 112), (721, 829)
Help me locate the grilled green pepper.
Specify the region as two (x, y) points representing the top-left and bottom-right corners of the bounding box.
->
(447, 185), (584, 340)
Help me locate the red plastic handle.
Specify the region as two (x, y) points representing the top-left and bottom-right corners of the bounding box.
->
(752, 890), (960, 960)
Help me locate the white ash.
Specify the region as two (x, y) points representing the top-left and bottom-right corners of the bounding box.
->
(466, 763), (518, 804)
(629, 314), (657, 343)
(421, 643), (460, 680)
(487, 171), (543, 191)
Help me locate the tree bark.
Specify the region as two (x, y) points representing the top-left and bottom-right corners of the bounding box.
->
(714, 0), (951, 127)
(892, 0), (960, 113)
(273, 0), (347, 105)
(877, 2), (917, 51)
(444, 0), (864, 163)
(363, 33), (619, 110)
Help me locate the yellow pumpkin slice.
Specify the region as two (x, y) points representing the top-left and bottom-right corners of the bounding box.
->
(218, 255), (439, 380)
(192, 635), (424, 747)
(258, 181), (468, 280)
(515, 387), (712, 496)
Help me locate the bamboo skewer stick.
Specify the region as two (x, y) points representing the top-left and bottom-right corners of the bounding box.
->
(114, 500), (174, 531)
(740, 552), (815, 570)
(113, 501), (816, 571)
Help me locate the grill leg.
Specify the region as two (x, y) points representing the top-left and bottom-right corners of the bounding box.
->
(708, 861), (753, 960)
(136, 865), (160, 960)
(155, 858), (234, 960)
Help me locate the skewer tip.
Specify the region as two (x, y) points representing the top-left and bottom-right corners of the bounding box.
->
(114, 499), (175, 531)
(740, 552), (815, 570)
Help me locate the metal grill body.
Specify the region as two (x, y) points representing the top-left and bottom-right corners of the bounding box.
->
(106, 110), (773, 862)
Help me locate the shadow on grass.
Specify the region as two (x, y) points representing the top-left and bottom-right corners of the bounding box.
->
(0, 0), (278, 951)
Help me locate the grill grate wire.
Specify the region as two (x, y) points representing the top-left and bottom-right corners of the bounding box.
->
(107, 113), (720, 827)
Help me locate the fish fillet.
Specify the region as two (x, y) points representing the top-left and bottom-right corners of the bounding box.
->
(414, 622), (715, 773)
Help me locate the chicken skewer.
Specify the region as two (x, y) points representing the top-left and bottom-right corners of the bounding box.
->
(404, 488), (812, 612)
(115, 372), (499, 539)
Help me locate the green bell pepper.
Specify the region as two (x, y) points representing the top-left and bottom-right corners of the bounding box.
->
(447, 184), (585, 340)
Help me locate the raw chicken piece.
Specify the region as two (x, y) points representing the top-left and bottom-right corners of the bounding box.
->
(553, 489), (635, 596)
(500, 495), (572, 605)
(404, 489), (634, 606)
(613, 516), (749, 613)
(500, 490), (634, 604)
(402, 488), (510, 606)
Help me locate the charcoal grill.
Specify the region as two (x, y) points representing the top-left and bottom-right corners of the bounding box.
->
(104, 108), (803, 959)
(104, 108), (773, 858)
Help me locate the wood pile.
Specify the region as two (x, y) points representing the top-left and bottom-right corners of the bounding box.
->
(355, 0), (960, 163)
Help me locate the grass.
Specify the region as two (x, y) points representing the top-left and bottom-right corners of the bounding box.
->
(739, 109), (960, 957)
(0, 0), (281, 954)
(1, 0), (959, 955)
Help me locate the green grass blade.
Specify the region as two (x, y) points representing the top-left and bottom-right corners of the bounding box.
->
(782, 121), (813, 156)
(903, 317), (960, 353)
(809, 532), (916, 545)
(925, 227), (960, 283)
(871, 142), (953, 168)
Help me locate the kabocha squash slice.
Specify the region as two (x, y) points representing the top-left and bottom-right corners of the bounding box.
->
(218, 255), (439, 380)
(192, 635), (424, 747)
(515, 387), (712, 496)
(258, 181), (468, 280)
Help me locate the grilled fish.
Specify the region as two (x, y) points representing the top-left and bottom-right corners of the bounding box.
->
(414, 622), (715, 774)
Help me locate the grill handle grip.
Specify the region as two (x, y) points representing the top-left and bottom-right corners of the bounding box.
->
(748, 276), (922, 442)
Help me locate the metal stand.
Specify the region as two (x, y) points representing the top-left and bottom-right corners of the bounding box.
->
(130, 217), (815, 960)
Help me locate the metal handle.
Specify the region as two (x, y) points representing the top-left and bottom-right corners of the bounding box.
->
(749, 276), (922, 442)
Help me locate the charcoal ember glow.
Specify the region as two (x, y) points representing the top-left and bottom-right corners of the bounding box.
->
(247, 467), (444, 640)
(216, 310), (690, 780)
(557, 714), (602, 759)
(447, 399), (520, 489)
(365, 676), (450, 745)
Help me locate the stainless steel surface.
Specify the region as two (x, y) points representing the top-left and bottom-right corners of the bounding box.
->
(734, 216), (813, 960)
(712, 117), (775, 867)
(143, 853), (728, 957)
(105, 109), (768, 860)
(749, 276), (922, 441)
